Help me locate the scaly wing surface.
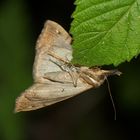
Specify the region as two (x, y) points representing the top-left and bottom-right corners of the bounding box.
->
(33, 20), (72, 83)
(15, 82), (91, 112)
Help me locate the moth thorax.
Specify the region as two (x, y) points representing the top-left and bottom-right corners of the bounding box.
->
(79, 67), (111, 87)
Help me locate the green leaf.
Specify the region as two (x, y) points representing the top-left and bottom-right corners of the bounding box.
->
(70, 0), (140, 66)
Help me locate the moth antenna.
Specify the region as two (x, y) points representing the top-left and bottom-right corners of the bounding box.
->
(49, 59), (78, 87)
(105, 77), (116, 120)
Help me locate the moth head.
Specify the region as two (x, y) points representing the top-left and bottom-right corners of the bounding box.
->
(91, 68), (121, 80)
(100, 69), (122, 77)
(80, 67), (121, 87)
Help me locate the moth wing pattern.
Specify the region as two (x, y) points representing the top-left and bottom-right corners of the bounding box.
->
(15, 82), (91, 112)
(33, 20), (72, 83)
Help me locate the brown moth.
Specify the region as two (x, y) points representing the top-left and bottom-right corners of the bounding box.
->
(15, 20), (121, 112)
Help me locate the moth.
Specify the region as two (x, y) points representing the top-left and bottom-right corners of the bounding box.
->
(15, 20), (121, 112)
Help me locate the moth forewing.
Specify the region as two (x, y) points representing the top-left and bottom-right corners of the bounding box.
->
(36, 20), (72, 49)
(33, 20), (72, 83)
(15, 82), (92, 112)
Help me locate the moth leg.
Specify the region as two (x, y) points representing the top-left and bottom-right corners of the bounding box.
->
(48, 51), (69, 63)
(49, 59), (80, 87)
(48, 51), (84, 87)
(67, 70), (80, 87)
(48, 50), (76, 72)
(49, 59), (68, 71)
(48, 51), (74, 71)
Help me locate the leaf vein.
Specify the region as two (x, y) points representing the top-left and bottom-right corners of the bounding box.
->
(73, 4), (131, 30)
(78, 1), (136, 57)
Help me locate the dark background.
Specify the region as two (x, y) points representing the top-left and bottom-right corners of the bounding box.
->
(0, 0), (140, 140)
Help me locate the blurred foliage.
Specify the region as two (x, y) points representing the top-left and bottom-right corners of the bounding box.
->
(0, 0), (32, 140)
(0, 0), (140, 140)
